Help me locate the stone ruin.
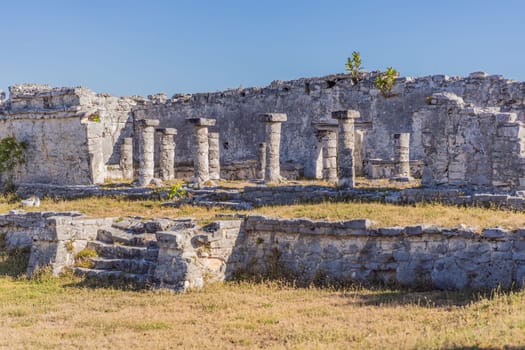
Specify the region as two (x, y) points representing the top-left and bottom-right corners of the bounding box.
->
(2, 71), (525, 291)
(1, 71), (524, 191)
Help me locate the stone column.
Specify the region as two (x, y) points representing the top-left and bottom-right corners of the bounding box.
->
(354, 130), (365, 176)
(159, 128), (177, 181)
(138, 119), (160, 186)
(332, 110), (360, 188)
(257, 142), (266, 180)
(259, 113), (287, 183)
(120, 137), (134, 180)
(187, 118), (216, 186)
(321, 130), (338, 183)
(312, 135), (323, 179)
(393, 133), (411, 179)
(208, 132), (220, 181)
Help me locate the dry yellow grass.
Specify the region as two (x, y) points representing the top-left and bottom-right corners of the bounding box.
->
(2, 194), (525, 231)
(0, 198), (525, 229)
(0, 275), (524, 349)
(254, 201), (525, 231)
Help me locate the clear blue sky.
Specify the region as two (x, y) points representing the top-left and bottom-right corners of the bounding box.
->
(1, 0), (524, 96)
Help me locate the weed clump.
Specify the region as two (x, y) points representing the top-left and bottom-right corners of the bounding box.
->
(74, 248), (98, 268)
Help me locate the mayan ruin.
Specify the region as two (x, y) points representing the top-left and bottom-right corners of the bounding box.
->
(2, 2), (525, 349)
(1, 71), (525, 292)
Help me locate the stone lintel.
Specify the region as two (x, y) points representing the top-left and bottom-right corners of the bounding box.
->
(311, 121), (338, 132)
(138, 119), (160, 128)
(331, 110), (360, 120)
(186, 117), (216, 127)
(259, 113), (287, 123)
(156, 127), (178, 135)
(355, 121), (373, 130)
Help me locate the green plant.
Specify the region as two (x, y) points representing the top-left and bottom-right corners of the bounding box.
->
(88, 114), (101, 123)
(345, 51), (363, 84)
(374, 67), (399, 97)
(0, 136), (28, 190)
(65, 240), (75, 253)
(74, 248), (98, 268)
(167, 183), (188, 199)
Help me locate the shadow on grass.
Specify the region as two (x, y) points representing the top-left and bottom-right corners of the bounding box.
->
(442, 347), (525, 350)
(62, 273), (152, 292)
(0, 248), (30, 277)
(348, 289), (483, 308)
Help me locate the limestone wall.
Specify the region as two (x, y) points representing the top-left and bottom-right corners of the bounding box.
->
(2, 71), (525, 187)
(0, 210), (113, 275)
(0, 84), (136, 185)
(3, 211), (525, 291)
(418, 92), (525, 190)
(240, 216), (525, 290)
(132, 72), (525, 179)
(153, 215), (525, 291)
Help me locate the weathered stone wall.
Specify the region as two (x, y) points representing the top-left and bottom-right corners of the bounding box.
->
(240, 216), (525, 290)
(0, 210), (113, 275)
(2, 71), (525, 186)
(0, 84), (136, 185)
(154, 220), (244, 291)
(152, 215), (525, 291)
(132, 72), (525, 179)
(418, 92), (525, 190)
(3, 211), (525, 291)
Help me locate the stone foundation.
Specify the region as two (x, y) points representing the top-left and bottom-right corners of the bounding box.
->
(3, 211), (525, 291)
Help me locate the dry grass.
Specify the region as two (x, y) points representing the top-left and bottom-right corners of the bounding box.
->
(0, 274), (523, 349)
(253, 201), (525, 232)
(2, 193), (525, 231)
(217, 177), (421, 190)
(0, 194), (525, 229)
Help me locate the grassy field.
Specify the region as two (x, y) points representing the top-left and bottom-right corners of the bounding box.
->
(2, 194), (525, 231)
(0, 274), (523, 349)
(1, 181), (525, 349)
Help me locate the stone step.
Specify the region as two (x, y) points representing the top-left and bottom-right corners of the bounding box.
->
(87, 241), (158, 261)
(74, 267), (149, 286)
(96, 227), (157, 247)
(90, 257), (156, 275)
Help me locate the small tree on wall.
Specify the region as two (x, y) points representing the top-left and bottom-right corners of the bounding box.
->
(345, 51), (363, 84)
(0, 136), (27, 191)
(375, 67), (399, 97)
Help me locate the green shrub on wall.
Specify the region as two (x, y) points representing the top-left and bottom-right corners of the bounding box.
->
(0, 136), (28, 191)
(345, 51), (363, 84)
(374, 67), (399, 97)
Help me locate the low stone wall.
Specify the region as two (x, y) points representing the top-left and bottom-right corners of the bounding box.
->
(3, 211), (525, 291)
(154, 220), (244, 291)
(366, 159), (423, 179)
(241, 216), (525, 290)
(0, 211), (113, 275)
(152, 215), (525, 291)
(18, 182), (525, 212)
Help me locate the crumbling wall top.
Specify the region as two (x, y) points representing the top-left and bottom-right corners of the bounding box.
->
(8, 83), (93, 99)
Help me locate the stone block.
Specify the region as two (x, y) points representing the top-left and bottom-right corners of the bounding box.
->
(431, 257), (468, 290)
(259, 113), (287, 123)
(378, 227), (404, 236)
(331, 110), (360, 120)
(156, 231), (187, 249)
(342, 219), (373, 230)
(481, 227), (508, 239)
(137, 119), (160, 127)
(186, 117), (216, 127)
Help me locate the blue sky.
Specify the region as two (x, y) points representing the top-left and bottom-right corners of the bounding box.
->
(1, 0), (524, 96)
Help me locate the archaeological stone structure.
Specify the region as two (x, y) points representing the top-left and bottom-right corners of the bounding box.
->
(2, 71), (525, 191)
(2, 210), (525, 291)
(3, 71), (525, 292)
